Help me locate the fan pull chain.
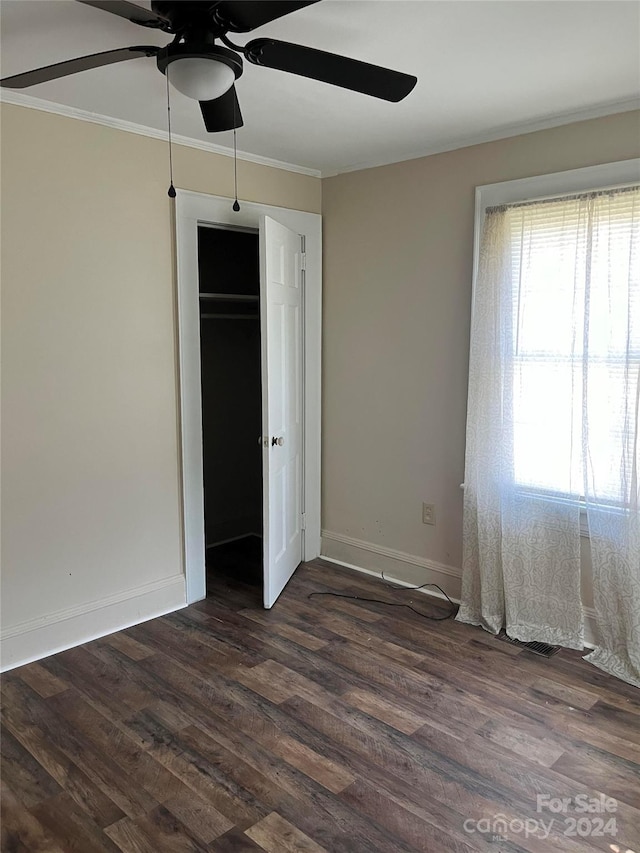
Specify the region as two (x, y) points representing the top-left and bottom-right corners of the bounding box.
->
(232, 95), (240, 212)
(166, 70), (176, 199)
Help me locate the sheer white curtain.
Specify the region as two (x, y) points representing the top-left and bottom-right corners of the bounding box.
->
(457, 186), (640, 686)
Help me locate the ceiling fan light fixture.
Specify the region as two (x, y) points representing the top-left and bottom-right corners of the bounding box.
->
(157, 44), (243, 102)
(167, 57), (235, 101)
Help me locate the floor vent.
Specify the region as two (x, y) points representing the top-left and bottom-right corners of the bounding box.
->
(497, 632), (561, 658)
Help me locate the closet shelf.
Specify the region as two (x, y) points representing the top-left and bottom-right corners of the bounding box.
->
(200, 293), (258, 302)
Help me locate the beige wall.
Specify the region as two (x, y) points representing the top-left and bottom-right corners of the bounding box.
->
(0, 103), (320, 644)
(321, 110), (640, 589)
(3, 99), (638, 657)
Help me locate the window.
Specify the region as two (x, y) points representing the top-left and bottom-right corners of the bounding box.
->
(471, 160), (640, 511)
(505, 188), (639, 503)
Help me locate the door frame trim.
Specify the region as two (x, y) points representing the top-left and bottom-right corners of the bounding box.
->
(174, 190), (322, 604)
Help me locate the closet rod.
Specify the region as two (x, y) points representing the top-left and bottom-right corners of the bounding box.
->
(199, 293), (258, 302)
(201, 313), (259, 320)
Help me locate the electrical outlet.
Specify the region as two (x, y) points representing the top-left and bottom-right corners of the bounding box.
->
(422, 502), (436, 525)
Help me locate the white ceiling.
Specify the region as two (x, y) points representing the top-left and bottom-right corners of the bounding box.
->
(1, 1), (639, 176)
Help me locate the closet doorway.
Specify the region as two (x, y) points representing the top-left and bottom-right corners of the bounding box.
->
(198, 224), (264, 595)
(175, 190), (322, 611)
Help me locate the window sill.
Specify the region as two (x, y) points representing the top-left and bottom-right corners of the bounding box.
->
(460, 483), (591, 539)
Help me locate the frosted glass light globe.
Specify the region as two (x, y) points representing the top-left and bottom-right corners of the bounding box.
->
(168, 57), (235, 101)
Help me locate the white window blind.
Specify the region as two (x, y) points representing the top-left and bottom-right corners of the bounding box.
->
(500, 186), (640, 504)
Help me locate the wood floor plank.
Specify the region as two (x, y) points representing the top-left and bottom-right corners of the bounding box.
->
(46, 690), (186, 804)
(104, 817), (162, 853)
(174, 724), (289, 822)
(239, 612), (330, 651)
(475, 719), (567, 768)
(291, 579), (385, 623)
(279, 692), (514, 823)
(39, 647), (154, 720)
(413, 648), (640, 761)
(3, 559), (639, 853)
(77, 642), (195, 723)
(100, 631), (155, 662)
(550, 746), (640, 810)
(138, 698), (194, 735)
(241, 658), (334, 705)
(209, 828), (266, 852)
(339, 779), (479, 853)
(413, 721), (640, 852)
(1, 697), (126, 828)
(244, 811), (329, 853)
(320, 638), (490, 738)
(122, 656), (356, 799)
(105, 805), (210, 853)
(232, 662), (297, 704)
(0, 728), (61, 808)
(183, 603), (375, 698)
(162, 790), (234, 844)
(280, 598), (429, 666)
(587, 699), (640, 742)
(30, 792), (122, 853)
(161, 609), (262, 667)
(340, 777), (531, 853)
(0, 783), (67, 853)
(1, 679), (159, 819)
(543, 648), (640, 703)
(123, 664), (415, 853)
(527, 675), (600, 711)
(242, 722), (356, 794)
(124, 711), (269, 828)
(178, 722), (417, 853)
(17, 662), (68, 698)
(114, 617), (246, 678)
(341, 687), (430, 735)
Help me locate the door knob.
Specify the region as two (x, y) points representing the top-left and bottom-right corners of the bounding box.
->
(272, 436), (284, 446)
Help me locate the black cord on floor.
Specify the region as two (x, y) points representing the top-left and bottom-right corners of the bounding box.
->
(308, 571), (457, 621)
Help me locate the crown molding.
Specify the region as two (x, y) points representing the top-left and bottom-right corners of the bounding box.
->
(2, 89), (638, 181)
(0, 90), (322, 179)
(321, 97), (640, 178)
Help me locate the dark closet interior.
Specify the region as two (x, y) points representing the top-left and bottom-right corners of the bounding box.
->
(198, 225), (263, 589)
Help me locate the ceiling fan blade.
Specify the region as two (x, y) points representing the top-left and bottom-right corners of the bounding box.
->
(76, 0), (172, 30)
(245, 38), (417, 102)
(215, 1), (320, 33)
(0, 46), (160, 89)
(200, 87), (244, 132)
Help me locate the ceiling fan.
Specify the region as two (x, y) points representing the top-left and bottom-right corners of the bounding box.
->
(0, 1), (418, 132)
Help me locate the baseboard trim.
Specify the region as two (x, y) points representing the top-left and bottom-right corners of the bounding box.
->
(320, 530), (462, 602)
(1, 574), (186, 672)
(320, 530), (599, 650)
(320, 554), (461, 608)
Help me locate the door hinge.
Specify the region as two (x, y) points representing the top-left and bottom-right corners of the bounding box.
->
(300, 252), (306, 271)
(301, 513), (306, 530)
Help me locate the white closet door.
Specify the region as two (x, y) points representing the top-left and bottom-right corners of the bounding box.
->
(260, 215), (303, 608)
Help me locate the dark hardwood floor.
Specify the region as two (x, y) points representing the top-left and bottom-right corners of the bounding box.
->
(2, 559), (639, 852)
